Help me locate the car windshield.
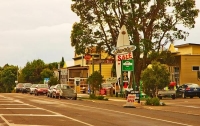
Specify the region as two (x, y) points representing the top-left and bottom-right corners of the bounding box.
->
(24, 83), (32, 87)
(61, 85), (70, 89)
(31, 84), (37, 88)
(37, 84), (48, 88)
(16, 83), (24, 87)
(187, 84), (199, 88)
(50, 85), (56, 89)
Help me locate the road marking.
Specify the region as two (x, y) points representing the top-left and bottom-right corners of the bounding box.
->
(25, 104), (93, 126)
(0, 115), (10, 126)
(0, 104), (29, 105)
(0, 114), (64, 117)
(0, 96), (94, 126)
(0, 108), (40, 110)
(174, 105), (200, 108)
(1, 94), (193, 126)
(61, 102), (193, 126)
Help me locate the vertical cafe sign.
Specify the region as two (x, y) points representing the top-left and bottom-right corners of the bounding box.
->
(113, 25), (136, 82)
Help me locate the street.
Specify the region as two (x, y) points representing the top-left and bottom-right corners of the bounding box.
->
(0, 93), (200, 126)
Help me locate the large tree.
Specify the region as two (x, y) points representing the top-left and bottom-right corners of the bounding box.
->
(141, 61), (170, 97)
(71, 0), (199, 87)
(0, 65), (18, 93)
(21, 59), (45, 83)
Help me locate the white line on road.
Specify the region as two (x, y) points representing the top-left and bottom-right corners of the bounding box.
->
(0, 96), (94, 126)
(0, 114), (64, 117)
(0, 108), (40, 110)
(61, 102), (193, 126)
(0, 104), (29, 105)
(174, 104), (200, 108)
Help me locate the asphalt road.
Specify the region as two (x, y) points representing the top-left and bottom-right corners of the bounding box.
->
(0, 93), (200, 126)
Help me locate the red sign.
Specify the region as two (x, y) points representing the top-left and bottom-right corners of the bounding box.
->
(84, 54), (91, 60)
(169, 82), (176, 87)
(117, 52), (132, 61)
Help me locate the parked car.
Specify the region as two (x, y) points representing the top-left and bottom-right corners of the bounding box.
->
(52, 84), (77, 100)
(101, 83), (115, 95)
(158, 83), (200, 99)
(34, 84), (48, 96)
(47, 85), (56, 97)
(176, 83), (200, 98)
(21, 83), (32, 93)
(15, 83), (24, 93)
(29, 84), (38, 95)
(158, 86), (176, 99)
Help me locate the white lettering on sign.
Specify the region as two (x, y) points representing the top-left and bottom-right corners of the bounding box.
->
(123, 61), (133, 66)
(127, 94), (135, 103)
(113, 45), (136, 55)
(117, 52), (133, 61)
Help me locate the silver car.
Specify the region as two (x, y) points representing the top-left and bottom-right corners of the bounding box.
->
(29, 84), (38, 95)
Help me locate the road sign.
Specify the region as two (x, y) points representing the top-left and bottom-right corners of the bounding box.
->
(44, 78), (50, 84)
(122, 59), (134, 71)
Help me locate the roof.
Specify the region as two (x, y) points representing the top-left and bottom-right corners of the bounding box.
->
(174, 43), (200, 48)
(67, 65), (89, 70)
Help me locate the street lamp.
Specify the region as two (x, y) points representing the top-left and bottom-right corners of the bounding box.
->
(58, 63), (61, 84)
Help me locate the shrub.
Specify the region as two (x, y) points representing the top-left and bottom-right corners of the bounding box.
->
(145, 97), (164, 106)
(97, 95), (104, 100)
(89, 94), (97, 99)
(89, 94), (109, 101)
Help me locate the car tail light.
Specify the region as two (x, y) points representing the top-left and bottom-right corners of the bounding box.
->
(186, 88), (190, 91)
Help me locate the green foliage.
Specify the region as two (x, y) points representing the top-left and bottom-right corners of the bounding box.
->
(141, 61), (170, 97)
(96, 95), (104, 100)
(40, 68), (54, 80)
(0, 65), (18, 93)
(145, 97), (164, 106)
(48, 62), (59, 70)
(21, 59), (45, 83)
(48, 76), (59, 86)
(87, 71), (104, 93)
(89, 94), (97, 99)
(89, 94), (108, 101)
(60, 57), (65, 68)
(71, 0), (199, 87)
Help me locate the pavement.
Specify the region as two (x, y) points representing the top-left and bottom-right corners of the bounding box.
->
(77, 93), (144, 108)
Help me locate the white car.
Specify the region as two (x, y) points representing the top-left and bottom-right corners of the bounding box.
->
(29, 84), (38, 95)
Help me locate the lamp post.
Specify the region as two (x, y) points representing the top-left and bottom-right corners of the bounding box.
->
(58, 63), (61, 84)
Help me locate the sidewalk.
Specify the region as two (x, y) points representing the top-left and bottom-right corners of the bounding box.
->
(77, 94), (144, 108)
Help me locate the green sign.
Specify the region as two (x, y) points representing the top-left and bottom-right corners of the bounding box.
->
(122, 59), (134, 71)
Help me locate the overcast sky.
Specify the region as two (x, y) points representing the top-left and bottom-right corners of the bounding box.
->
(0, 0), (199, 68)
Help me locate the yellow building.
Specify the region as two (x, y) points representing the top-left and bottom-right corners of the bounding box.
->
(169, 43), (200, 85)
(72, 48), (114, 79)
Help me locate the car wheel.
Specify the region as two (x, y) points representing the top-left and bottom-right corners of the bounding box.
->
(182, 93), (186, 98)
(171, 95), (176, 99)
(53, 93), (56, 98)
(72, 97), (77, 100)
(190, 96), (193, 98)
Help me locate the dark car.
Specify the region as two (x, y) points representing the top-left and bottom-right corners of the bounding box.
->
(21, 83), (32, 93)
(15, 83), (24, 93)
(34, 84), (48, 96)
(176, 83), (200, 98)
(47, 85), (56, 98)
